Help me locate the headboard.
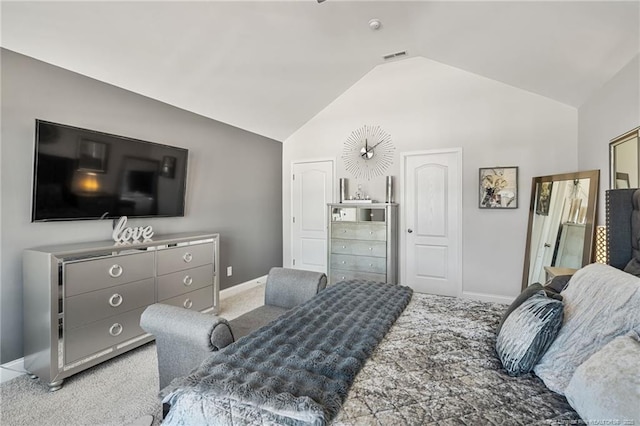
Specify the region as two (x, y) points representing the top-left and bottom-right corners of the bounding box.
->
(606, 188), (640, 272)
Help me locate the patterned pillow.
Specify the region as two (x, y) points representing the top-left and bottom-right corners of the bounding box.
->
(496, 292), (564, 376)
(496, 283), (562, 335)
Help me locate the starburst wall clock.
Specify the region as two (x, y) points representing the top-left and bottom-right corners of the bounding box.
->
(342, 125), (395, 180)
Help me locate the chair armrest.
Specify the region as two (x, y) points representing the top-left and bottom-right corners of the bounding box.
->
(264, 267), (327, 309)
(140, 303), (233, 351)
(140, 303), (234, 390)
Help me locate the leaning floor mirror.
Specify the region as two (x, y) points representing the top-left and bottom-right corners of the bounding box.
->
(610, 127), (639, 189)
(522, 170), (600, 289)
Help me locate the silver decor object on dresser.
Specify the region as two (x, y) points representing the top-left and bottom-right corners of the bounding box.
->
(339, 178), (347, 203)
(385, 176), (394, 203)
(23, 232), (219, 391)
(327, 203), (398, 285)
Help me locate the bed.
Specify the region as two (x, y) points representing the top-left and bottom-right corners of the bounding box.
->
(158, 189), (640, 425)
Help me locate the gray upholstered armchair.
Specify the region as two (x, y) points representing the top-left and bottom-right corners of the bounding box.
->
(140, 267), (327, 390)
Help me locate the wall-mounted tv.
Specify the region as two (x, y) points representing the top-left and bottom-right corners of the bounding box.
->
(32, 119), (188, 222)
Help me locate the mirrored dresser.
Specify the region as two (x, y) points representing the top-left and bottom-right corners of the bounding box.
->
(328, 203), (398, 285)
(23, 232), (219, 391)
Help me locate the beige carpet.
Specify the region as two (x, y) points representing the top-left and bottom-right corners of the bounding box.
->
(0, 284), (265, 426)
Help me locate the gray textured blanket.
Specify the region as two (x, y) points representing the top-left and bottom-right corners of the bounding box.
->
(162, 281), (413, 426)
(334, 293), (580, 425)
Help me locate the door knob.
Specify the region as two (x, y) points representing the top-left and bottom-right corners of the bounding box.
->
(408, 229), (413, 233)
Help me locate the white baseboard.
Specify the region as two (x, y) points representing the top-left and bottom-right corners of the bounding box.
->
(1, 357), (26, 384)
(220, 275), (267, 300)
(462, 291), (514, 305)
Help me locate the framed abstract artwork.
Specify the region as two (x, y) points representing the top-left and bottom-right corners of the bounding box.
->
(479, 166), (518, 209)
(535, 182), (553, 216)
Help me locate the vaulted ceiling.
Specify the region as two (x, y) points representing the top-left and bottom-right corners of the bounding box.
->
(2, 1), (638, 141)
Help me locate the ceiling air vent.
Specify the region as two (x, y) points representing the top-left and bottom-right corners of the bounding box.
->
(383, 50), (407, 61)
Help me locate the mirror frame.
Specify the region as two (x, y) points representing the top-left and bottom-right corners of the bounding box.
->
(521, 170), (600, 290)
(610, 127), (639, 189)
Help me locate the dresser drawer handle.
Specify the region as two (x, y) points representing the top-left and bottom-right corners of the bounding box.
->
(183, 298), (193, 309)
(108, 293), (123, 307)
(369, 231), (373, 235)
(109, 323), (123, 337)
(342, 230), (347, 233)
(369, 247), (373, 250)
(342, 245), (346, 249)
(183, 275), (193, 286)
(369, 263), (374, 267)
(342, 261), (346, 264)
(183, 252), (193, 263)
(108, 264), (123, 278)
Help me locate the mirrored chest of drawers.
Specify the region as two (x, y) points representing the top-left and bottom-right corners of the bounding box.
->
(23, 232), (219, 391)
(328, 203), (398, 285)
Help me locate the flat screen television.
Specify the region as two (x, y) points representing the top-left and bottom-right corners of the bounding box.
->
(31, 119), (188, 222)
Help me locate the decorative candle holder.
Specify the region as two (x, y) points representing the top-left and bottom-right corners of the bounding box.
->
(339, 178), (347, 203)
(386, 176), (394, 203)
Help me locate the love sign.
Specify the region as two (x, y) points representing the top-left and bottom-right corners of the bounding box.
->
(112, 216), (154, 244)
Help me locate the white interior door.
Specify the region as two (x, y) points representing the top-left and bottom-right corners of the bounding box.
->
(291, 160), (334, 273)
(402, 149), (462, 296)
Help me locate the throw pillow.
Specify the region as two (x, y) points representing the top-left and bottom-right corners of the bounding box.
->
(495, 293), (564, 376)
(534, 263), (640, 394)
(564, 332), (640, 422)
(624, 256), (640, 277)
(496, 283), (562, 335)
(544, 275), (572, 294)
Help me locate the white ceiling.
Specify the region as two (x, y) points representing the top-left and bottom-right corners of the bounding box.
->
(2, 1), (639, 141)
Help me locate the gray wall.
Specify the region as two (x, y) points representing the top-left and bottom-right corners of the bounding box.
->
(578, 54), (640, 224)
(0, 49), (283, 363)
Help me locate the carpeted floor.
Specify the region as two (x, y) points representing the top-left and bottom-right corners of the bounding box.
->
(0, 284), (265, 426)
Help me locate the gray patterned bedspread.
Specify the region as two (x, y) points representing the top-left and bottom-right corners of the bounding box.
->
(163, 287), (580, 425)
(334, 293), (581, 425)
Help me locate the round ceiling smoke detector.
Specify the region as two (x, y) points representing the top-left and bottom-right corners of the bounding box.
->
(368, 19), (381, 30)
